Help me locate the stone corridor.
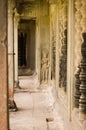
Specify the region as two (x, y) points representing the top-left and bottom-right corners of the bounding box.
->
(0, 0), (86, 130)
(10, 75), (64, 130)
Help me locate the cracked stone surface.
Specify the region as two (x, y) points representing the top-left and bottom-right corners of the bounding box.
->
(10, 75), (64, 130)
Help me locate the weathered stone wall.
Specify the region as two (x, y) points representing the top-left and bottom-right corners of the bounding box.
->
(51, 0), (86, 130)
(49, 4), (57, 80)
(39, 1), (50, 82)
(40, 16), (50, 51)
(0, 0), (9, 129)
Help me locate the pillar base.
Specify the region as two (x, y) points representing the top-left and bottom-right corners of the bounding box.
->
(8, 99), (18, 112)
(79, 112), (86, 120)
(15, 80), (21, 89)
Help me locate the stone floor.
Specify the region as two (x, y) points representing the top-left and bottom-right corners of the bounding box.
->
(10, 75), (64, 130)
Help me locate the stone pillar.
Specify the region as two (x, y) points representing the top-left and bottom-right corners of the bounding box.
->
(14, 9), (20, 89)
(74, 65), (81, 108)
(59, 1), (64, 88)
(49, 4), (56, 81)
(79, 0), (86, 120)
(49, 4), (52, 82)
(55, 2), (60, 93)
(67, 0), (75, 120)
(36, 4), (41, 85)
(8, 0), (17, 111)
(59, 0), (67, 92)
(74, 0), (82, 109)
(0, 1), (9, 129)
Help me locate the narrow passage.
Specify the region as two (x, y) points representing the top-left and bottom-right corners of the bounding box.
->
(10, 75), (64, 130)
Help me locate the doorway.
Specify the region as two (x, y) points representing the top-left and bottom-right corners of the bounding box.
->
(18, 20), (36, 75)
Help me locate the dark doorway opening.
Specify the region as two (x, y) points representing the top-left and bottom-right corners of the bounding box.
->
(18, 31), (27, 67)
(18, 19), (36, 76)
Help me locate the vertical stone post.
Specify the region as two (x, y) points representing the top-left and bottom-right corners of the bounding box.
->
(79, 0), (86, 120)
(49, 4), (52, 82)
(59, 1), (64, 88)
(74, 65), (81, 108)
(8, 0), (17, 111)
(74, 0), (82, 109)
(49, 3), (56, 81)
(37, 3), (41, 85)
(0, 0), (9, 129)
(59, 0), (67, 92)
(79, 33), (86, 120)
(14, 8), (20, 89)
(55, 2), (60, 93)
(67, 0), (75, 120)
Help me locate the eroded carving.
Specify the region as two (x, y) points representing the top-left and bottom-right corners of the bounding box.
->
(79, 0), (86, 120)
(74, 0), (82, 109)
(79, 32), (86, 120)
(41, 50), (49, 83)
(74, 65), (81, 108)
(52, 37), (56, 79)
(59, 0), (67, 92)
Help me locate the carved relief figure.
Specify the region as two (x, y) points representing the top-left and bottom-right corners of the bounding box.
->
(41, 51), (49, 83)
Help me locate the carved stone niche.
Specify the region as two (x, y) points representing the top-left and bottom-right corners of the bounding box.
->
(79, 32), (86, 120)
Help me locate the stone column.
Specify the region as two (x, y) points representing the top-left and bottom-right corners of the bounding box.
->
(74, 0), (82, 109)
(74, 65), (81, 108)
(8, 1), (17, 111)
(0, 0), (9, 129)
(55, 2), (60, 93)
(59, 1), (64, 88)
(67, 0), (75, 120)
(36, 4), (41, 85)
(79, 0), (86, 120)
(14, 9), (20, 89)
(59, 0), (67, 92)
(49, 4), (56, 81)
(49, 4), (52, 82)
